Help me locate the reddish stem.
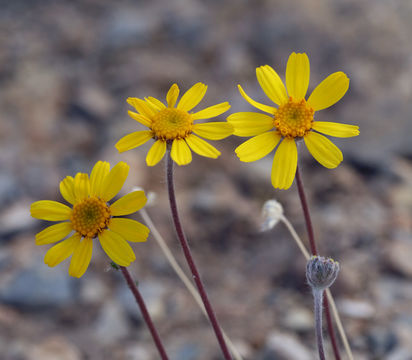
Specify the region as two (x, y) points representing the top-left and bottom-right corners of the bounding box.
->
(120, 266), (169, 360)
(295, 165), (341, 360)
(165, 152), (233, 360)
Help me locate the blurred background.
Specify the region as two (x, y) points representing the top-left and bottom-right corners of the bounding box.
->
(1, 0), (412, 359)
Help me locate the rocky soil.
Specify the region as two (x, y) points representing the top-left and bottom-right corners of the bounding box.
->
(1, 0), (412, 359)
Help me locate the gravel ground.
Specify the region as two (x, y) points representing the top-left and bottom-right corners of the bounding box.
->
(1, 0), (412, 359)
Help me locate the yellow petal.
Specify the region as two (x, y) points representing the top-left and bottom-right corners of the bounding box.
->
(100, 162), (130, 202)
(127, 97), (157, 118)
(304, 131), (343, 169)
(286, 52), (310, 100)
(238, 85), (277, 114)
(166, 83), (180, 108)
(128, 111), (151, 127)
(99, 230), (136, 266)
(115, 130), (153, 153)
(90, 161), (110, 197)
(109, 218), (149, 242)
(145, 96), (166, 110)
(171, 139), (192, 165)
(59, 176), (75, 205)
(31, 200), (72, 221)
(312, 121), (359, 138)
(69, 237), (93, 278)
(271, 138), (298, 190)
(192, 122), (233, 140)
(44, 233), (81, 267)
(177, 83), (207, 112)
(227, 112), (274, 136)
(307, 72), (349, 111)
(235, 131), (281, 162)
(35, 222), (73, 245)
(256, 65), (288, 105)
(192, 102), (231, 120)
(146, 140), (167, 167)
(185, 134), (220, 158)
(73, 173), (90, 202)
(110, 190), (147, 216)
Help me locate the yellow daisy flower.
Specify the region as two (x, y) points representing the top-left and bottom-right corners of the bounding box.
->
(30, 161), (149, 278)
(228, 52), (359, 190)
(115, 83), (233, 166)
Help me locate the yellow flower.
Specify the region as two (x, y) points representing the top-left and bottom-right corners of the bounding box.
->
(115, 83), (233, 166)
(228, 52), (359, 190)
(30, 161), (149, 278)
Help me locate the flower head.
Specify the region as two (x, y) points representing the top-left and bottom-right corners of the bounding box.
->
(115, 83), (233, 166)
(306, 255), (340, 291)
(228, 52), (359, 189)
(30, 161), (149, 278)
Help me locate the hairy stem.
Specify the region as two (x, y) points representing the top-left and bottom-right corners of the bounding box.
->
(119, 266), (169, 360)
(165, 151), (232, 360)
(314, 290), (326, 360)
(295, 165), (341, 360)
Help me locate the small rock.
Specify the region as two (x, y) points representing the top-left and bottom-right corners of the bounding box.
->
(388, 237), (412, 277)
(117, 281), (167, 321)
(0, 200), (36, 239)
(124, 344), (154, 360)
(29, 336), (81, 360)
(338, 298), (375, 319)
(282, 307), (314, 331)
(0, 261), (76, 309)
(172, 342), (201, 360)
(261, 331), (313, 360)
(367, 327), (398, 357)
(94, 301), (129, 344)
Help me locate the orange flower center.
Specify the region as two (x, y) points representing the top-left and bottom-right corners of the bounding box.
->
(151, 108), (193, 141)
(71, 197), (111, 238)
(274, 97), (314, 138)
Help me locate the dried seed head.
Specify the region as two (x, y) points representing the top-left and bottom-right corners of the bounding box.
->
(260, 199), (284, 232)
(306, 256), (340, 291)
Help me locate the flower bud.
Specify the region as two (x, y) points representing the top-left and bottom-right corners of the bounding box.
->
(306, 256), (340, 291)
(260, 199), (284, 232)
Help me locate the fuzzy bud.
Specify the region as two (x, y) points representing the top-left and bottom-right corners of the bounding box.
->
(306, 256), (340, 291)
(260, 199), (284, 232)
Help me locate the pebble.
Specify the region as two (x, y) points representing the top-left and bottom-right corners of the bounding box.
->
(28, 336), (81, 360)
(261, 331), (313, 360)
(94, 301), (129, 345)
(0, 261), (76, 309)
(388, 237), (412, 277)
(116, 281), (167, 322)
(338, 298), (376, 319)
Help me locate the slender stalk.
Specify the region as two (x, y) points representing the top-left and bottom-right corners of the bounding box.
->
(295, 165), (341, 360)
(165, 151), (233, 360)
(140, 208), (243, 360)
(119, 266), (169, 360)
(280, 215), (354, 360)
(314, 290), (326, 360)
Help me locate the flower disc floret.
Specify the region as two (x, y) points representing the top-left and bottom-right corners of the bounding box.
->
(71, 197), (110, 238)
(151, 108), (193, 140)
(275, 97), (314, 138)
